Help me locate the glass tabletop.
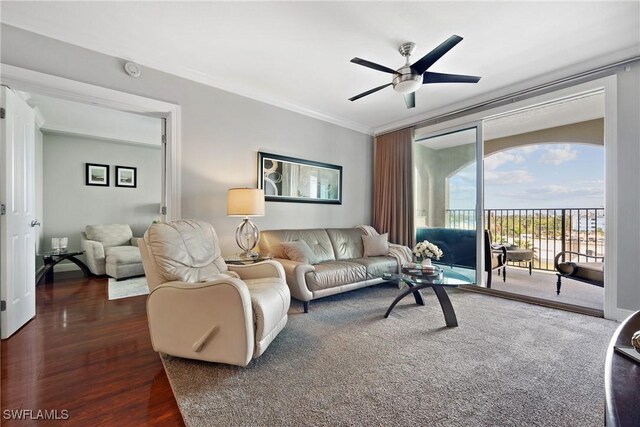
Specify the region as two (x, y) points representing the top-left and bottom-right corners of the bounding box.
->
(383, 265), (473, 287)
(38, 249), (84, 257)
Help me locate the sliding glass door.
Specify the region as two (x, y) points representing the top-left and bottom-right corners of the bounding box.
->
(413, 122), (483, 285)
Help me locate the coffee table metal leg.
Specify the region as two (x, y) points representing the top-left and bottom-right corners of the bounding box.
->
(403, 280), (425, 306)
(431, 286), (458, 327)
(384, 283), (427, 318)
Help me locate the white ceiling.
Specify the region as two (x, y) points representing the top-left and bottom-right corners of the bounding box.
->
(23, 92), (162, 146)
(1, 2), (638, 134)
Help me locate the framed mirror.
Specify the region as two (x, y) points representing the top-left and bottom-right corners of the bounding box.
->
(258, 152), (342, 204)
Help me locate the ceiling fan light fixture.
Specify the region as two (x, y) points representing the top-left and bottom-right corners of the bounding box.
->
(392, 68), (422, 94)
(393, 79), (422, 94)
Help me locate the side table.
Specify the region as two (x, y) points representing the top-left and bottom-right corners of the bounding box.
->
(36, 250), (91, 285)
(224, 256), (272, 265)
(505, 247), (534, 275)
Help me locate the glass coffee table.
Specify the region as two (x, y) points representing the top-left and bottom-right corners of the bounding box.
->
(382, 266), (460, 327)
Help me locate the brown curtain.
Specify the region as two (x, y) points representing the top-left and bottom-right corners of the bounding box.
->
(372, 128), (414, 247)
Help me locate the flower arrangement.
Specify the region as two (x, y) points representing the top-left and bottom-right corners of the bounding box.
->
(413, 240), (443, 261)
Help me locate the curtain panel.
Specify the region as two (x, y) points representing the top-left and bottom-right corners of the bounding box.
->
(372, 128), (414, 247)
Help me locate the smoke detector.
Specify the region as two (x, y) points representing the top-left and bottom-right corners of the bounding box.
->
(124, 62), (142, 78)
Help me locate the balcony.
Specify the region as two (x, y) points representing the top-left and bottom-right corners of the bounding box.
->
(445, 207), (605, 310)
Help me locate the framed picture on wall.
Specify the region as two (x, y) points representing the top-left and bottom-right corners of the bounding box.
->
(258, 152), (342, 204)
(85, 163), (110, 187)
(115, 166), (137, 188)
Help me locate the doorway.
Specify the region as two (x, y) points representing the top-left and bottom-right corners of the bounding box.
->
(480, 91), (605, 312)
(26, 92), (164, 275)
(0, 64), (181, 338)
(415, 76), (617, 318)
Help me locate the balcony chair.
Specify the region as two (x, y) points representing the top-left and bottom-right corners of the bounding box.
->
(554, 251), (604, 295)
(81, 224), (144, 280)
(138, 219), (290, 366)
(485, 230), (507, 288)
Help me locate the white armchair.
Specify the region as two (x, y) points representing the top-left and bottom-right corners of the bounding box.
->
(81, 224), (144, 280)
(138, 219), (290, 366)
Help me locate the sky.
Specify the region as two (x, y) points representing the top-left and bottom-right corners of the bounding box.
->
(448, 144), (604, 210)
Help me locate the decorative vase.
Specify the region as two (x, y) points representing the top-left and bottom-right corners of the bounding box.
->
(423, 258), (432, 267)
(632, 330), (640, 353)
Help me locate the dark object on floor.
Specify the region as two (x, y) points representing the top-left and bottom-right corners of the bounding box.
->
(554, 251), (604, 295)
(605, 310), (640, 427)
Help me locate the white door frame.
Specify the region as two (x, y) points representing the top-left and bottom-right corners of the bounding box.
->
(414, 121), (485, 286)
(0, 63), (181, 221)
(415, 75), (618, 320)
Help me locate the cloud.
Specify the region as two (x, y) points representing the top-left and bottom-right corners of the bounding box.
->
(485, 152), (525, 170)
(485, 169), (534, 185)
(539, 144), (578, 165)
(515, 146), (540, 155)
(505, 183), (603, 200)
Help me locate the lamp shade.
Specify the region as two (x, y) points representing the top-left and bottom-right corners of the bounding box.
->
(227, 188), (265, 217)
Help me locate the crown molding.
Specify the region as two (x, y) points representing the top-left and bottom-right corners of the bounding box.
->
(3, 25), (374, 136)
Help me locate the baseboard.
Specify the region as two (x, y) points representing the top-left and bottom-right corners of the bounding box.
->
(54, 263), (81, 273)
(460, 285), (605, 318)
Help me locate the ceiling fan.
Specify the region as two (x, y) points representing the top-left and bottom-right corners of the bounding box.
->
(349, 35), (481, 109)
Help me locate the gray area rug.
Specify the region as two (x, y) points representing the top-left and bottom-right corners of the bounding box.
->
(107, 276), (148, 300)
(161, 283), (617, 427)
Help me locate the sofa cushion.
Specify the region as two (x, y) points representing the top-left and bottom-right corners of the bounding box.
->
(305, 261), (367, 291)
(281, 241), (319, 264)
(144, 220), (229, 283)
(362, 233), (390, 257)
(351, 257), (397, 277)
(326, 228), (365, 260)
(105, 246), (142, 265)
(86, 224), (133, 248)
(258, 229), (336, 263)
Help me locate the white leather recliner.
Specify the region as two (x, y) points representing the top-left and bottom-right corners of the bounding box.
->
(138, 219), (290, 367)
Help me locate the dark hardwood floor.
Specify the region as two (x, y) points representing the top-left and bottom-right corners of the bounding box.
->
(1, 272), (184, 426)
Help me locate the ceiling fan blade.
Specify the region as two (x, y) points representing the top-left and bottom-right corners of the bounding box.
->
(404, 92), (415, 109)
(410, 35), (463, 75)
(423, 72), (481, 84)
(351, 58), (401, 75)
(349, 83), (393, 101)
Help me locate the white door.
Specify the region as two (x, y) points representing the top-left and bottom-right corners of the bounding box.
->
(1, 86), (36, 339)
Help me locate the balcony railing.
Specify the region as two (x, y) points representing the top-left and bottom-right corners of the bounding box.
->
(445, 208), (605, 271)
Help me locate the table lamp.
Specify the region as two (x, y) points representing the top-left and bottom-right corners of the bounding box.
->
(227, 188), (265, 259)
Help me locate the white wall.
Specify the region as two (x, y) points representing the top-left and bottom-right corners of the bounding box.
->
(614, 64), (640, 312)
(0, 24), (373, 256)
(42, 133), (162, 251)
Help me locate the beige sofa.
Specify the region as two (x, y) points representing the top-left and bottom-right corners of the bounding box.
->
(258, 228), (400, 312)
(139, 219), (290, 366)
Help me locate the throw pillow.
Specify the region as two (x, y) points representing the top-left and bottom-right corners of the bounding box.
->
(281, 241), (319, 264)
(362, 233), (390, 257)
